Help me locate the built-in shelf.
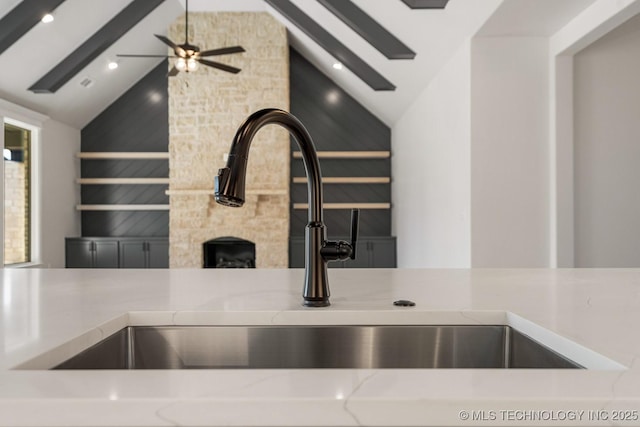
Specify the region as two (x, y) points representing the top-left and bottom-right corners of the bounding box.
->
(77, 178), (169, 185)
(248, 189), (287, 196)
(76, 204), (169, 211)
(165, 189), (213, 196)
(76, 152), (169, 159)
(292, 151), (390, 159)
(75, 152), (171, 212)
(165, 189), (287, 196)
(293, 203), (390, 210)
(292, 177), (390, 184)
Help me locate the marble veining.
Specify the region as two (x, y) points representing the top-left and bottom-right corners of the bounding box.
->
(1, 268), (640, 426)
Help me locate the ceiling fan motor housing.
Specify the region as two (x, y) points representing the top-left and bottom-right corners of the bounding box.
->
(179, 43), (200, 57)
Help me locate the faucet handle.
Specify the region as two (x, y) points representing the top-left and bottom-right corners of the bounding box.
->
(349, 209), (360, 260)
(319, 209), (360, 263)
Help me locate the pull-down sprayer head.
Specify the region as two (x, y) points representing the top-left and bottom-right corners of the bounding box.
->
(215, 164), (246, 207)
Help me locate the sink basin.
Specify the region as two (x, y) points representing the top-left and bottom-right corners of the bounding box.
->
(52, 325), (582, 369)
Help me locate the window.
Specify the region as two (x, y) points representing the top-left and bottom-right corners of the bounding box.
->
(4, 123), (31, 265)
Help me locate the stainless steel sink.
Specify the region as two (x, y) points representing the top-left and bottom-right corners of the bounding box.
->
(52, 325), (582, 369)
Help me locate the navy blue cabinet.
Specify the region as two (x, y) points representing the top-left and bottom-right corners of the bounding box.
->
(66, 237), (168, 268)
(119, 239), (169, 268)
(289, 237), (396, 268)
(65, 239), (118, 268)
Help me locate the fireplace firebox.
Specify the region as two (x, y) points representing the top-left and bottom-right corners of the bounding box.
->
(203, 237), (256, 268)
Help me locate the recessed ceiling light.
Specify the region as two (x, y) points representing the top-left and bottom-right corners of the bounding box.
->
(326, 90), (339, 104)
(148, 91), (162, 103)
(41, 14), (54, 23)
(108, 62), (119, 70)
(332, 62), (343, 70)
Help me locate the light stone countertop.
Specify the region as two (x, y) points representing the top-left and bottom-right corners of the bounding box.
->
(1, 268), (640, 426)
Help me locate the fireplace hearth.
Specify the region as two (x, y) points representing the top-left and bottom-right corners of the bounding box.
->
(203, 237), (256, 268)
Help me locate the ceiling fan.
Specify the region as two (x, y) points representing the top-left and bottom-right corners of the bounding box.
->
(117, 0), (245, 76)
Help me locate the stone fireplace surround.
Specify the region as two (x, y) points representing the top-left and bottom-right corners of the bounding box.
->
(168, 12), (290, 268)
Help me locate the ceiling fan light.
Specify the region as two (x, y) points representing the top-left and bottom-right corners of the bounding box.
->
(187, 57), (198, 71)
(175, 57), (187, 71)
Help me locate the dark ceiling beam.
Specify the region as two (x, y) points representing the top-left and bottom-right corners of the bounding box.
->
(0, 0), (67, 55)
(29, 0), (165, 94)
(401, 0), (450, 9)
(265, 0), (395, 91)
(317, 0), (415, 60)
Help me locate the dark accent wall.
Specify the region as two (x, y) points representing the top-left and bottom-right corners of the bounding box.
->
(82, 60), (169, 152)
(289, 48), (392, 238)
(80, 60), (169, 237)
(80, 51), (391, 240)
(290, 49), (390, 151)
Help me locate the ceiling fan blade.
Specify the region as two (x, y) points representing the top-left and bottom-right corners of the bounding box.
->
(168, 66), (180, 77)
(117, 54), (172, 58)
(199, 46), (245, 57)
(198, 58), (241, 74)
(154, 34), (186, 57)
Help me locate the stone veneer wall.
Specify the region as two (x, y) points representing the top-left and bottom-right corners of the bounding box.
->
(168, 12), (290, 268)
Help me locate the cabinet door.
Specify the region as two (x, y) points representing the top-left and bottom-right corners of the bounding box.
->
(289, 238), (305, 268)
(290, 237), (396, 269)
(369, 238), (397, 268)
(65, 240), (93, 268)
(119, 240), (146, 268)
(342, 238), (397, 268)
(147, 240), (169, 268)
(342, 240), (370, 268)
(93, 241), (119, 268)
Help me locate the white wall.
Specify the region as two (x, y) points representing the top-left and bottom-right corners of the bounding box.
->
(573, 13), (640, 267)
(550, 0), (640, 267)
(39, 119), (80, 268)
(550, 55), (574, 267)
(470, 37), (550, 267)
(392, 37), (553, 268)
(391, 0), (640, 268)
(392, 41), (471, 268)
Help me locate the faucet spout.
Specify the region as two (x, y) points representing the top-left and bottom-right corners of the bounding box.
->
(215, 108), (358, 307)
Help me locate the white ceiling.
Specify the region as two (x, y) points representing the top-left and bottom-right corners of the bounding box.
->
(477, 0), (598, 36)
(0, 0), (182, 129)
(0, 0), (600, 129)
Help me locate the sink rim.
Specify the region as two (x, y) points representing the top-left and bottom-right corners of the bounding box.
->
(12, 311), (626, 371)
(50, 324), (584, 370)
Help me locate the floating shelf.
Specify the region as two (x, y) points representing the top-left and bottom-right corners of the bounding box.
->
(247, 189), (287, 196)
(292, 151), (390, 159)
(165, 189), (287, 196)
(292, 177), (390, 184)
(165, 189), (213, 196)
(76, 204), (169, 211)
(77, 178), (169, 185)
(293, 203), (390, 210)
(77, 152), (169, 159)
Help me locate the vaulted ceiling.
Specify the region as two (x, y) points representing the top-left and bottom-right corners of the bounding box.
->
(0, 0), (598, 129)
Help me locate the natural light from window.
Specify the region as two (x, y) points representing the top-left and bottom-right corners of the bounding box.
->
(4, 123), (31, 265)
